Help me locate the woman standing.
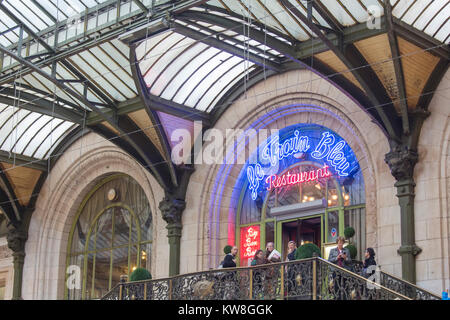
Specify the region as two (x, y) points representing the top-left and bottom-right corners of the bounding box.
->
(251, 250), (266, 298)
(362, 248), (377, 278)
(285, 241), (297, 299)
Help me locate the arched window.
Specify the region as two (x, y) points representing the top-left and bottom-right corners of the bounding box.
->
(235, 124), (365, 265)
(66, 174), (152, 300)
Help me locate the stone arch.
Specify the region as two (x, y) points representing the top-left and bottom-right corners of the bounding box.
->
(413, 68), (450, 293)
(22, 132), (164, 299)
(182, 69), (391, 272)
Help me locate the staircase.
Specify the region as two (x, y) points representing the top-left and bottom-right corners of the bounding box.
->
(101, 257), (440, 300)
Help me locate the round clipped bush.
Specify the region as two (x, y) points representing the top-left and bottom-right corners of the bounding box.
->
(344, 226), (355, 240)
(129, 268), (152, 282)
(345, 244), (358, 259)
(295, 243), (321, 260)
(223, 245), (232, 254)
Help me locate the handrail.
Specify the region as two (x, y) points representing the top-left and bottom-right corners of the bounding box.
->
(315, 258), (411, 300)
(349, 259), (440, 300)
(378, 270), (441, 300)
(100, 257), (422, 300)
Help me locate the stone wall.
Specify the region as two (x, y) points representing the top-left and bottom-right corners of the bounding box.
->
(181, 69), (396, 277)
(0, 237), (13, 300)
(21, 132), (166, 299)
(414, 68), (450, 294)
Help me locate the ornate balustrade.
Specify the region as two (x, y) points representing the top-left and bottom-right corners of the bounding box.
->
(102, 257), (428, 300)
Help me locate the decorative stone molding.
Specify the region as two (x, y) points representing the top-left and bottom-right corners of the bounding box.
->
(159, 196), (186, 226)
(6, 227), (27, 255)
(385, 147), (419, 182)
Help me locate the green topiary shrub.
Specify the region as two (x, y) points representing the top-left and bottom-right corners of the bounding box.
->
(129, 268), (152, 282)
(345, 244), (358, 259)
(295, 243), (321, 260)
(223, 245), (232, 254)
(344, 226), (355, 240)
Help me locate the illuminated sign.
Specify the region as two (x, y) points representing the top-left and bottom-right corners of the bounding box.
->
(266, 165), (331, 191)
(240, 225), (260, 265)
(247, 131), (352, 200)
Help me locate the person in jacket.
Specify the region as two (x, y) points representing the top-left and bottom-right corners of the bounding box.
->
(285, 241), (298, 299)
(328, 236), (352, 299)
(362, 247), (377, 278)
(221, 246), (238, 298)
(222, 246), (238, 268)
(251, 249), (266, 298)
(328, 237), (352, 269)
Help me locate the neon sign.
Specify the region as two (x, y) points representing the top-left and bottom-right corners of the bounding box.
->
(266, 165), (331, 191)
(240, 225), (260, 265)
(262, 130), (310, 166)
(247, 131), (352, 200)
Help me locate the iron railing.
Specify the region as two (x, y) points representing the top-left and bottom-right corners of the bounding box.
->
(102, 257), (414, 300)
(344, 260), (440, 300)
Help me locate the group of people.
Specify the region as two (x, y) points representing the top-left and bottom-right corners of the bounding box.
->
(328, 236), (377, 278)
(219, 237), (378, 299)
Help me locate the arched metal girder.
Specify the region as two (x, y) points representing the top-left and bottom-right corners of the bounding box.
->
(0, 45), (174, 191)
(0, 86), (85, 124)
(279, 0), (402, 141)
(129, 46), (179, 188)
(0, 169), (21, 227)
(90, 114), (174, 186)
(184, 10), (394, 138)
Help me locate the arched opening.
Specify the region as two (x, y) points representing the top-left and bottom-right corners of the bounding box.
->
(65, 174), (152, 300)
(234, 123), (365, 266)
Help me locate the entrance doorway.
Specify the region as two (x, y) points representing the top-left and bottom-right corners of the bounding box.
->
(280, 215), (323, 261)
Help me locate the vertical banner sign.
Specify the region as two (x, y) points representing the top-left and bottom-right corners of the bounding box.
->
(240, 225), (260, 266)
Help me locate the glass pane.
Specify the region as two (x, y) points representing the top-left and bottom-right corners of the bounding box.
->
(140, 243), (152, 271)
(94, 208), (113, 250)
(138, 207), (152, 242)
(71, 221), (87, 254)
(67, 254), (83, 300)
(128, 246), (139, 277)
(93, 250), (111, 299)
(112, 246), (129, 287)
(327, 211), (339, 243)
(265, 222), (274, 249)
(84, 252), (94, 300)
(113, 207), (131, 247)
(345, 207), (366, 260)
(327, 179), (340, 207)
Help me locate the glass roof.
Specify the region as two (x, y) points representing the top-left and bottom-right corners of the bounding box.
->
(0, 0), (448, 165)
(0, 102), (76, 160)
(208, 0), (450, 43)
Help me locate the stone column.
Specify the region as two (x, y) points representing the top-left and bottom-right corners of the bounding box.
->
(385, 147), (422, 283)
(6, 225), (27, 300)
(159, 196), (186, 276)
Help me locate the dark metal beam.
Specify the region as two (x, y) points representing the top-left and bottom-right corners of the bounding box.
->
(30, 0), (57, 23)
(132, 0), (149, 13)
(0, 1), (225, 83)
(0, 150), (48, 172)
(386, 0), (409, 135)
(129, 45), (178, 188)
(393, 17), (450, 59)
(0, 169), (21, 226)
(0, 3), (53, 53)
(0, 88), (84, 124)
(280, 0), (401, 141)
(170, 22), (283, 72)
(48, 126), (90, 169)
(0, 45), (172, 191)
(418, 59), (449, 112)
(312, 0), (343, 32)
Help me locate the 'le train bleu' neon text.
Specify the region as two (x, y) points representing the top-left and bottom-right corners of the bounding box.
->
(247, 131), (351, 200)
